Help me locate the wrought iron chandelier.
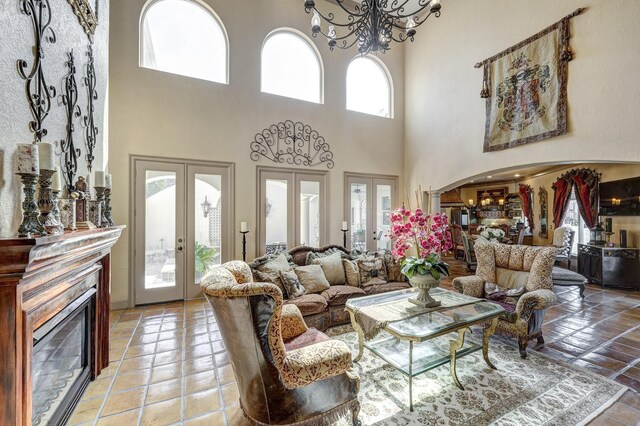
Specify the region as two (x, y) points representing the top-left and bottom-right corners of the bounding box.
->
(304, 0), (442, 55)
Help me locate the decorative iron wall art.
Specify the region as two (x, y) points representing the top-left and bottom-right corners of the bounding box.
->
(17, 0), (57, 143)
(83, 46), (99, 172)
(67, 0), (98, 42)
(250, 121), (334, 169)
(59, 52), (83, 191)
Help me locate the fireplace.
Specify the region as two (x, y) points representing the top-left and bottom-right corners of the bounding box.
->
(31, 289), (95, 426)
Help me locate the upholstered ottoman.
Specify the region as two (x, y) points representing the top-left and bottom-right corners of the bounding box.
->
(552, 266), (588, 298)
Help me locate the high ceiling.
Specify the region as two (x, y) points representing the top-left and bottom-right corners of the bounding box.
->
(456, 164), (572, 189)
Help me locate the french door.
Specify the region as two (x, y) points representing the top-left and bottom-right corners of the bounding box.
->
(133, 158), (234, 305)
(257, 167), (328, 255)
(344, 173), (399, 252)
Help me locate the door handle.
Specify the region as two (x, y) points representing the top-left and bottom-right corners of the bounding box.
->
(176, 246), (183, 252)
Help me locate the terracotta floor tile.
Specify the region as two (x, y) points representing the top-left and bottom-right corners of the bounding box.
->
(124, 343), (157, 359)
(225, 406), (252, 426)
(570, 359), (615, 378)
(111, 369), (150, 392)
(150, 361), (183, 384)
(146, 377), (183, 405)
(606, 402), (640, 425)
(185, 343), (213, 360)
(580, 353), (630, 372)
(547, 341), (587, 358)
(221, 383), (239, 407)
(185, 388), (222, 420)
(593, 347), (639, 364)
(620, 391), (640, 410)
(83, 376), (113, 400)
(96, 408), (141, 426)
(217, 365), (235, 385)
(186, 355), (215, 376)
(140, 398), (182, 426)
(184, 411), (226, 426)
(588, 414), (628, 426)
(185, 370), (218, 395)
(101, 388), (146, 417)
(119, 354), (154, 372)
(67, 396), (104, 425)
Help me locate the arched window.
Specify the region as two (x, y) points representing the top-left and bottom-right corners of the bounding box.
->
(261, 29), (323, 104)
(347, 56), (393, 118)
(140, 0), (228, 84)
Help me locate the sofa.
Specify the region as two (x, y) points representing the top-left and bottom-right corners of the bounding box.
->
(250, 245), (411, 332)
(201, 261), (361, 425)
(453, 243), (557, 358)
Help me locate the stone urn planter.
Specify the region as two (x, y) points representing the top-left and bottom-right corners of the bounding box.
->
(407, 274), (442, 308)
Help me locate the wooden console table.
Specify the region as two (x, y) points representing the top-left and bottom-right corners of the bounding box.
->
(577, 243), (640, 290)
(0, 227), (124, 426)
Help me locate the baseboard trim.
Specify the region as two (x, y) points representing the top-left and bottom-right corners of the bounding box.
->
(110, 301), (130, 311)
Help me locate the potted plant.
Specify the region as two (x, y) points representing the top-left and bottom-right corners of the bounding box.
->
(389, 208), (453, 307)
(479, 227), (505, 243)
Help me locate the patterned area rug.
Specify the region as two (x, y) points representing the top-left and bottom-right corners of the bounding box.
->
(326, 325), (627, 426)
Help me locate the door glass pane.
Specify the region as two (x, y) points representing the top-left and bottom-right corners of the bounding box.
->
(376, 184), (392, 251)
(564, 188), (581, 255)
(266, 179), (288, 254)
(145, 171), (177, 289)
(194, 174), (222, 284)
(300, 181), (320, 247)
(350, 183), (367, 251)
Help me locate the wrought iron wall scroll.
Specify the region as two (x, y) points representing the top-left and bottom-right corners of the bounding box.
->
(83, 46), (99, 172)
(17, 0), (57, 143)
(67, 0), (98, 42)
(60, 52), (83, 191)
(250, 121), (334, 169)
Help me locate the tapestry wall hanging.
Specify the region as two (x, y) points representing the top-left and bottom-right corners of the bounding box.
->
(475, 8), (585, 153)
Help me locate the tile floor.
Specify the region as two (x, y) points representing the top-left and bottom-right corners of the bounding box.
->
(68, 257), (640, 425)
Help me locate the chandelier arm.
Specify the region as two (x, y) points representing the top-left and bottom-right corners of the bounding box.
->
(312, 8), (364, 27)
(387, 0), (414, 15)
(316, 1), (366, 18)
(314, 27), (358, 42)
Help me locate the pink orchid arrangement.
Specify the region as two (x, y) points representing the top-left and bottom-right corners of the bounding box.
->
(388, 208), (453, 279)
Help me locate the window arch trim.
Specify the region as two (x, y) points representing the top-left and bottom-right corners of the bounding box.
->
(138, 0), (230, 84)
(261, 27), (325, 104)
(346, 55), (394, 119)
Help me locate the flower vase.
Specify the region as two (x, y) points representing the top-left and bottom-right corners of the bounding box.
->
(407, 274), (442, 308)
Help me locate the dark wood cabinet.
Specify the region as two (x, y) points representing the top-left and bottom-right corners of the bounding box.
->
(577, 244), (640, 290)
(0, 227), (124, 426)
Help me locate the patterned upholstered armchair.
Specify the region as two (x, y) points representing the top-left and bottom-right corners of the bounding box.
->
(201, 261), (360, 425)
(453, 244), (557, 358)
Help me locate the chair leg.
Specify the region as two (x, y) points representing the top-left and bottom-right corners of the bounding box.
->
(518, 338), (528, 359)
(579, 284), (585, 299)
(567, 258), (572, 270)
(537, 336), (545, 344)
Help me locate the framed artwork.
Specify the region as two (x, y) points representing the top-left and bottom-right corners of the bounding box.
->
(476, 9), (584, 152)
(67, 0), (98, 42)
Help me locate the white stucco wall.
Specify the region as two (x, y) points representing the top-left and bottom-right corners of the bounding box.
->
(404, 0), (640, 193)
(0, 0), (109, 237)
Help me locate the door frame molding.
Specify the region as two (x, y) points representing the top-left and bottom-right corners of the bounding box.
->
(256, 166), (330, 256)
(129, 155), (235, 307)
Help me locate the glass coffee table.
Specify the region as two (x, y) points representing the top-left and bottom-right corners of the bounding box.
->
(345, 287), (505, 411)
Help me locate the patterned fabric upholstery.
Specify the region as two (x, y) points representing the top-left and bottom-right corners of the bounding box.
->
(201, 262), (360, 390)
(452, 244), (557, 358)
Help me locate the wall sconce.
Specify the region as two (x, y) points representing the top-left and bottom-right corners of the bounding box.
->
(201, 196), (212, 218)
(499, 199), (504, 206)
(612, 198), (621, 206)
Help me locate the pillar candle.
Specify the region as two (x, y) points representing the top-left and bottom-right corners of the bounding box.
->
(51, 167), (62, 191)
(240, 222), (248, 232)
(469, 199), (474, 205)
(94, 170), (105, 187)
(342, 221), (348, 230)
(105, 174), (112, 189)
(16, 144), (39, 175)
(38, 142), (55, 170)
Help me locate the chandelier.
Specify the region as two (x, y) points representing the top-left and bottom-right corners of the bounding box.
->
(304, 0), (442, 55)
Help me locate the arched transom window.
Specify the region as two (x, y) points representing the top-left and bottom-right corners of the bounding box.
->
(261, 29), (323, 104)
(140, 0), (228, 84)
(347, 56), (393, 118)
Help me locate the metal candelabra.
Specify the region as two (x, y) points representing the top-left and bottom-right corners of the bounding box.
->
(94, 186), (109, 228)
(17, 173), (46, 237)
(240, 231), (249, 262)
(38, 169), (64, 235)
(341, 228), (349, 248)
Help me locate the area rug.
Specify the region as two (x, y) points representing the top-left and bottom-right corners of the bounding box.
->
(326, 325), (627, 426)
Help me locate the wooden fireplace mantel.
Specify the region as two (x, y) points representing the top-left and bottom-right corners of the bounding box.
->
(0, 226), (125, 426)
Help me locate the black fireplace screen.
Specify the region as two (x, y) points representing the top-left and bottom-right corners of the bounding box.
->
(32, 289), (95, 426)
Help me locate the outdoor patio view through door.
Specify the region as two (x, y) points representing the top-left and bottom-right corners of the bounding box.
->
(133, 158), (234, 305)
(345, 173), (399, 252)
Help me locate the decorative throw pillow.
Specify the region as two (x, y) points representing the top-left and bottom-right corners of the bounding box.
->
(294, 265), (331, 294)
(342, 259), (360, 287)
(256, 253), (292, 274)
(250, 252), (295, 271)
(357, 256), (388, 286)
(252, 269), (286, 294)
(377, 250), (402, 282)
(311, 252), (346, 285)
(279, 270), (305, 299)
(485, 282), (525, 305)
(305, 248), (347, 265)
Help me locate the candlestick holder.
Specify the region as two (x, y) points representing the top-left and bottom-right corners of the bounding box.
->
(94, 186), (109, 228)
(240, 231), (249, 262)
(17, 173), (46, 237)
(341, 228), (349, 248)
(104, 188), (115, 227)
(52, 190), (62, 222)
(59, 198), (77, 231)
(38, 169), (64, 235)
(88, 200), (102, 228)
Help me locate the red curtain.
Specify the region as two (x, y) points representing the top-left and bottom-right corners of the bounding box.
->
(552, 176), (573, 228)
(572, 170), (600, 229)
(519, 184), (534, 231)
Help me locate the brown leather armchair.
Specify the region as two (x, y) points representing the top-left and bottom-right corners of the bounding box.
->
(201, 261), (361, 425)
